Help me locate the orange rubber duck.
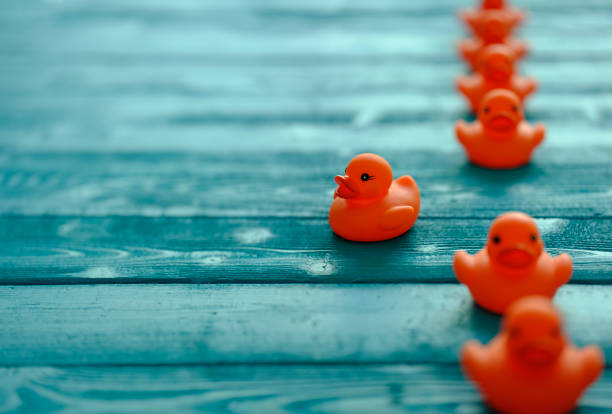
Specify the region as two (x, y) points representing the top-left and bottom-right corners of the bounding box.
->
(459, 11), (528, 71)
(460, 0), (526, 47)
(456, 89), (545, 169)
(457, 44), (537, 113)
(328, 153), (420, 242)
(462, 296), (604, 414)
(453, 212), (572, 314)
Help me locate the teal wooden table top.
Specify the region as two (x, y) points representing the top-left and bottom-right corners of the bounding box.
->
(1, 0), (612, 412)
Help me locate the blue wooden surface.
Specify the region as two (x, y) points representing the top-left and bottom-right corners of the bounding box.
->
(1, 0), (612, 412)
(0, 216), (610, 284)
(2, 365), (612, 414)
(2, 284), (612, 365)
(1, 149), (612, 218)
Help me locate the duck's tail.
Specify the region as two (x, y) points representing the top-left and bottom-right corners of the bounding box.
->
(395, 175), (418, 190)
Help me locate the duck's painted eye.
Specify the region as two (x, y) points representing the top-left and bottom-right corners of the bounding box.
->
(361, 173), (371, 181)
(512, 105), (519, 112)
(483, 107), (489, 114)
(509, 327), (521, 338)
(530, 234), (537, 242)
(492, 235), (501, 244)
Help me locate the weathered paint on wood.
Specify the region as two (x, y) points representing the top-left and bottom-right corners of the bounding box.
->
(1, 58), (610, 153)
(0, 216), (610, 284)
(1, 149), (612, 218)
(1, 77), (610, 153)
(3, 94), (610, 151)
(1, 0), (611, 58)
(1, 364), (612, 414)
(1, 0), (611, 411)
(1, 284), (611, 366)
(1, 1), (611, 155)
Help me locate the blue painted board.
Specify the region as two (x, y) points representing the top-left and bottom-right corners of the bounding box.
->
(1, 0), (611, 155)
(0, 0), (611, 411)
(1, 149), (611, 218)
(1, 284), (611, 366)
(1, 364), (612, 414)
(0, 216), (609, 284)
(1, 0), (610, 58)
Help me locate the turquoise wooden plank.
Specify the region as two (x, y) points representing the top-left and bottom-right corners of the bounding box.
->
(2, 0), (608, 15)
(3, 0), (609, 16)
(1, 149), (611, 218)
(0, 216), (610, 284)
(1, 284), (611, 365)
(1, 0), (610, 58)
(1, 59), (609, 98)
(1, 1), (610, 156)
(1, 364), (612, 414)
(0, 0), (609, 411)
(2, 110), (611, 153)
(2, 122), (610, 155)
(0, 58), (608, 136)
(0, 89), (608, 142)
(2, 66), (608, 153)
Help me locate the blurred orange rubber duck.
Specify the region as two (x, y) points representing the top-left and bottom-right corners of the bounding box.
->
(460, 0), (526, 37)
(459, 10), (528, 71)
(456, 89), (545, 169)
(454, 212), (572, 314)
(328, 153), (420, 242)
(462, 296), (604, 414)
(457, 44), (536, 113)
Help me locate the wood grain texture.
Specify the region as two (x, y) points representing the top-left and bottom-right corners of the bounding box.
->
(1, 51), (610, 153)
(1, 53), (610, 154)
(1, 284), (611, 366)
(1, 0), (611, 154)
(1, 0), (612, 410)
(1, 149), (612, 218)
(2, 94), (610, 152)
(1, 364), (612, 414)
(0, 216), (610, 284)
(1, 0), (611, 58)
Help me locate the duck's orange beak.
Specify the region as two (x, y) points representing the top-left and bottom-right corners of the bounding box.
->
(334, 175), (358, 199)
(498, 244), (537, 268)
(489, 69), (510, 82)
(516, 340), (560, 366)
(489, 112), (516, 130)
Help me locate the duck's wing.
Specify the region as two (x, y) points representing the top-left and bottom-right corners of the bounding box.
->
(508, 37), (529, 58)
(456, 75), (483, 110)
(510, 9), (526, 28)
(517, 122), (545, 149)
(461, 340), (488, 382)
(456, 120), (480, 147)
(512, 75), (537, 98)
(380, 205), (415, 230)
(579, 345), (604, 387)
(459, 10), (478, 31)
(530, 123), (546, 148)
(453, 250), (477, 285)
(458, 38), (479, 63)
(553, 252), (573, 286)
